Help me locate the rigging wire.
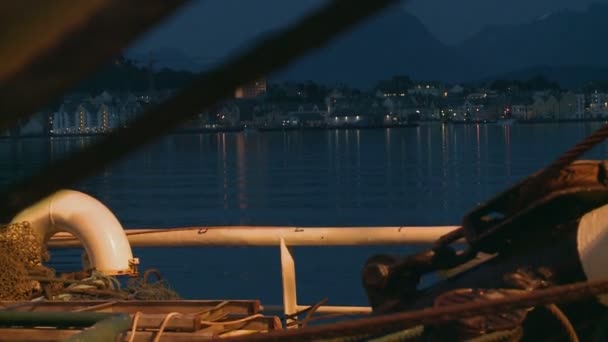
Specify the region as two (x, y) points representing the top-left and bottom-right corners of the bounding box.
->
(543, 124), (608, 178)
(458, 122), (608, 245)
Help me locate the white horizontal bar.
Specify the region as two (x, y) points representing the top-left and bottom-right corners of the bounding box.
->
(47, 226), (460, 248)
(298, 305), (372, 314)
(262, 305), (372, 315)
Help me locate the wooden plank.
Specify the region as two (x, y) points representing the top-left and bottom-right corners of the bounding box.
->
(131, 313), (200, 332)
(203, 315), (283, 334)
(0, 328), (218, 341)
(0, 327), (76, 342)
(219, 330), (267, 338)
(245, 316), (282, 331)
(72, 301), (117, 312)
(0, 316), (281, 341)
(124, 329), (218, 342)
(0, 300), (260, 315)
(199, 308), (229, 325)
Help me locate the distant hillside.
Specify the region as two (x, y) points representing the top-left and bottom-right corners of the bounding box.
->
(71, 57), (198, 94)
(126, 47), (216, 72)
(483, 66), (608, 90)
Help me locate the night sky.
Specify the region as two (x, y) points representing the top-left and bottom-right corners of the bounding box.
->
(408, 0), (608, 43)
(130, 0), (608, 61)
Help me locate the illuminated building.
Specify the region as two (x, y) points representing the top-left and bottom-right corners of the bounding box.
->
(235, 77), (267, 99)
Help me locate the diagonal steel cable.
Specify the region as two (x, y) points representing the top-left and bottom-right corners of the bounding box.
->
(460, 122), (608, 244)
(0, 0), (402, 220)
(220, 278), (608, 342)
(0, 0), (189, 135)
(542, 123), (608, 178)
(490, 122), (608, 199)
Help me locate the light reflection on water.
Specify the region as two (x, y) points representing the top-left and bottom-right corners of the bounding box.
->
(2, 122), (608, 305)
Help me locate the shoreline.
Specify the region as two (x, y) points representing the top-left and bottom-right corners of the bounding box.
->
(2, 119), (608, 139)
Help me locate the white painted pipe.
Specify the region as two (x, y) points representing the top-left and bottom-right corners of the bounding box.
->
(10, 189), (138, 276)
(48, 226), (460, 248)
(263, 305), (372, 315)
(577, 202), (608, 306)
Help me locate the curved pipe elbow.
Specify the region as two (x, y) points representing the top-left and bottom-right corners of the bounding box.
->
(577, 202), (608, 306)
(10, 190), (138, 276)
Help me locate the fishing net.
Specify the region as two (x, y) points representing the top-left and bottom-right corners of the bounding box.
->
(0, 221), (180, 301)
(0, 221), (48, 300)
(124, 269), (181, 300)
(34, 268), (181, 301)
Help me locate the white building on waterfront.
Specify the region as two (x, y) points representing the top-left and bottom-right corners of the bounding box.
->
(51, 92), (138, 135)
(589, 91), (608, 116)
(576, 94), (586, 118)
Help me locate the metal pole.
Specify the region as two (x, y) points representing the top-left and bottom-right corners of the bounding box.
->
(48, 226), (460, 248)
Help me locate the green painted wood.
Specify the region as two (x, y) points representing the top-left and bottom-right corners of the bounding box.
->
(0, 311), (115, 328)
(65, 314), (131, 342)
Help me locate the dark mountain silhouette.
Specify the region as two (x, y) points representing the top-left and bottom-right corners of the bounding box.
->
(265, 3), (608, 87)
(457, 3), (608, 79)
(126, 3), (608, 88)
(274, 7), (472, 87)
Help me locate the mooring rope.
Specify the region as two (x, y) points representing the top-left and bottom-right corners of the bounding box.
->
(545, 304), (580, 342)
(153, 312), (181, 342)
(513, 123), (608, 203)
(126, 311), (143, 342)
(285, 297), (329, 328)
(544, 124), (608, 178)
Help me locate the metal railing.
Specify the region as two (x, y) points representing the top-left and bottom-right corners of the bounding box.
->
(49, 225), (459, 321)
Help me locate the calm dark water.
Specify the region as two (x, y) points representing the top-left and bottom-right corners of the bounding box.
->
(2, 122), (608, 306)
